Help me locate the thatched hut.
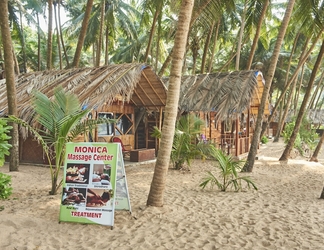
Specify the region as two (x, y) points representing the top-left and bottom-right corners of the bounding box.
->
(163, 70), (270, 156)
(270, 109), (324, 137)
(0, 63), (167, 164)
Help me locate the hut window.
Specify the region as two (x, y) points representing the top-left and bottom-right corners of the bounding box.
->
(224, 120), (232, 133)
(97, 112), (114, 136)
(115, 113), (133, 135)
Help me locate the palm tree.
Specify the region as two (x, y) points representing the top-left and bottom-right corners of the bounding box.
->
(279, 38), (324, 161)
(242, 0), (296, 172)
(0, 0), (19, 171)
(158, 0), (236, 77)
(24, 0), (46, 71)
(146, 0), (194, 207)
(246, 0), (270, 70)
(71, 0), (94, 68)
(47, 0), (53, 69)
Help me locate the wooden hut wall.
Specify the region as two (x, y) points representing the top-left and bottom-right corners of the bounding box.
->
(19, 137), (45, 164)
(251, 73), (270, 115)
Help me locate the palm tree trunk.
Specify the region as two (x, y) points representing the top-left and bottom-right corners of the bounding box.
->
(308, 71), (324, 110)
(242, 0), (296, 172)
(274, 78), (297, 142)
(71, 0), (94, 68)
(279, 38), (324, 161)
(260, 33), (319, 138)
(310, 129), (324, 162)
(319, 187), (324, 199)
(314, 82), (324, 109)
(47, 0), (53, 70)
(57, 0), (69, 68)
(19, 11), (27, 73)
(208, 19), (220, 72)
(37, 13), (42, 71)
(293, 66), (304, 113)
(158, 0), (213, 77)
(235, 0), (247, 70)
(53, 2), (62, 69)
(105, 26), (109, 65)
(147, 0), (194, 207)
(96, 0), (105, 66)
(144, 6), (160, 62)
(201, 21), (214, 73)
(246, 0), (269, 70)
(0, 0), (19, 171)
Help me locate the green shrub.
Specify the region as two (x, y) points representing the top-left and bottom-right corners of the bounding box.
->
(200, 149), (257, 192)
(260, 135), (269, 144)
(0, 119), (12, 200)
(282, 116), (319, 156)
(0, 119), (12, 166)
(0, 173), (12, 200)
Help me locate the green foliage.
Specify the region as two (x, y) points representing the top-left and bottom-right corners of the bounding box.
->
(282, 116), (319, 155)
(260, 135), (269, 144)
(200, 149), (258, 192)
(8, 86), (114, 195)
(0, 173), (12, 200)
(0, 119), (13, 200)
(152, 114), (217, 169)
(0, 119), (12, 166)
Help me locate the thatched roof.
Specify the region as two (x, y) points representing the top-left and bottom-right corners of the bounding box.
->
(163, 70), (264, 121)
(0, 63), (167, 122)
(272, 109), (324, 124)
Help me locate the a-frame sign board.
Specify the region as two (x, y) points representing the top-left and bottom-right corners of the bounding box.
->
(59, 142), (131, 228)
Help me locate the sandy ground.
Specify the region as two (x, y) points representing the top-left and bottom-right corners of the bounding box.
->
(1, 139), (324, 250)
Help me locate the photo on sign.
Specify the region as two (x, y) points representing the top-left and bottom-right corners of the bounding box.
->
(92, 164), (111, 186)
(65, 163), (90, 184)
(86, 188), (113, 207)
(61, 187), (87, 207)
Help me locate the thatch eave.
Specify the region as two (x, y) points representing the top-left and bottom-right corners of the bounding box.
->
(163, 70), (261, 122)
(0, 63), (167, 124)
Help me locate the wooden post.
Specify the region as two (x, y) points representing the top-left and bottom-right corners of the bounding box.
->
(235, 117), (239, 156)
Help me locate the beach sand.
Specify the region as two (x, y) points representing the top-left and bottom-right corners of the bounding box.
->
(1, 139), (324, 250)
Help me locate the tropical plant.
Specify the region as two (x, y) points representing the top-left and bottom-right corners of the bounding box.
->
(0, 119), (13, 200)
(282, 116), (319, 156)
(8, 86), (114, 195)
(200, 149), (257, 192)
(260, 135), (269, 144)
(0, 119), (12, 166)
(151, 113), (217, 169)
(0, 173), (12, 200)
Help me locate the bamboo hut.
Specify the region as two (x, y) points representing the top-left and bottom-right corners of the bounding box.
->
(0, 63), (167, 164)
(163, 70), (270, 156)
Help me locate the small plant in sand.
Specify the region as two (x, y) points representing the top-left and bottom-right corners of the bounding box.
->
(0, 119), (13, 200)
(200, 149), (257, 192)
(260, 135), (269, 144)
